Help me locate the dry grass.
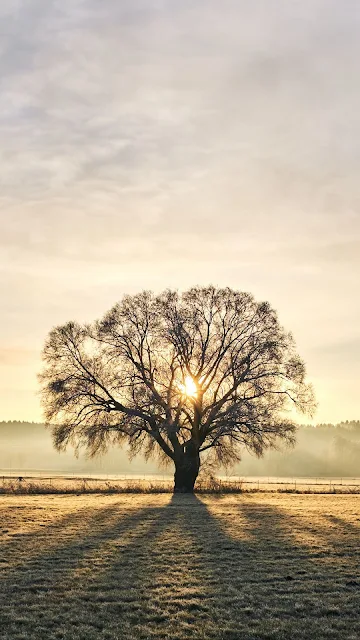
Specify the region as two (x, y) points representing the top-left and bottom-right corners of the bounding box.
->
(1, 476), (359, 495)
(0, 477), (245, 495)
(0, 493), (359, 639)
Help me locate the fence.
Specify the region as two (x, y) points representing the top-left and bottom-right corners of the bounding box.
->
(1, 473), (360, 494)
(236, 476), (360, 492)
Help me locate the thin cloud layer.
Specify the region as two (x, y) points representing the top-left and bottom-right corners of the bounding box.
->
(1, 0), (360, 420)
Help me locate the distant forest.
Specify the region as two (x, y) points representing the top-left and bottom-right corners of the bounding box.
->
(0, 420), (359, 477)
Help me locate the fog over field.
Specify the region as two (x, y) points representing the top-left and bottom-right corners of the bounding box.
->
(1, 420), (359, 478)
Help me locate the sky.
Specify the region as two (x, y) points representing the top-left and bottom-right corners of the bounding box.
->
(1, 0), (359, 423)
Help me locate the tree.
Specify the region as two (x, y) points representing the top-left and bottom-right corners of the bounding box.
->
(39, 286), (315, 492)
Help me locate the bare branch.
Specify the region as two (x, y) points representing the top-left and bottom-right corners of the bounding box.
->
(39, 287), (316, 480)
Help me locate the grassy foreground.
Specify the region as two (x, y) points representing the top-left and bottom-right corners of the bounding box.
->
(0, 494), (359, 640)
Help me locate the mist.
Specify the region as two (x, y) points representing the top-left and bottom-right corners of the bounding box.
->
(0, 421), (160, 476)
(1, 420), (359, 478)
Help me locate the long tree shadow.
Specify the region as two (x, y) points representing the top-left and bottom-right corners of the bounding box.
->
(0, 498), (172, 639)
(0, 502), (123, 567)
(188, 496), (360, 639)
(1, 495), (359, 640)
(72, 494), (360, 640)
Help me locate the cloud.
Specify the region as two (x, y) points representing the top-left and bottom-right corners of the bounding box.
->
(1, 0), (360, 420)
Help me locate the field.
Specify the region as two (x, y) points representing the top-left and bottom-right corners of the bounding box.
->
(0, 494), (359, 640)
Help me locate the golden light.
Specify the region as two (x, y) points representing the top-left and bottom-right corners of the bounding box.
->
(180, 375), (197, 398)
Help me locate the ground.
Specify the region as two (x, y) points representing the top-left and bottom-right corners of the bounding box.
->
(0, 494), (359, 640)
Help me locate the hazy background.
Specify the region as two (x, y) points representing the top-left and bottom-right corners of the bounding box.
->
(1, 421), (359, 478)
(1, 1), (360, 429)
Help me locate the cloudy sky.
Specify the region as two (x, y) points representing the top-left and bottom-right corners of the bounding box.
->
(1, 0), (359, 422)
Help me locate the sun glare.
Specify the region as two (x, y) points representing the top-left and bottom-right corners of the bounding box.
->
(180, 375), (197, 398)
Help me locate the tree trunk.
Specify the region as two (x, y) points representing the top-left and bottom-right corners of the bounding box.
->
(173, 441), (200, 493)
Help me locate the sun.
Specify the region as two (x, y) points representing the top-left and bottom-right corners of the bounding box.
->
(180, 375), (197, 398)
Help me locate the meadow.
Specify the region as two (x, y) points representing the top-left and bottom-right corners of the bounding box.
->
(0, 493), (359, 640)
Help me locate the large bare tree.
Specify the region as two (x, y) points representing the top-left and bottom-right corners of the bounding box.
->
(40, 286), (315, 492)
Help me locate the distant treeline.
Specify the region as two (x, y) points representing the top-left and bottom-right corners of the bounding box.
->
(0, 420), (359, 477)
(238, 421), (360, 478)
(309, 421), (360, 432)
(0, 420), (159, 475)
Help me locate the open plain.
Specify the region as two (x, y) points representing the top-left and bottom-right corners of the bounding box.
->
(0, 493), (359, 640)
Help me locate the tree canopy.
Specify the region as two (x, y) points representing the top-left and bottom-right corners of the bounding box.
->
(40, 286), (315, 491)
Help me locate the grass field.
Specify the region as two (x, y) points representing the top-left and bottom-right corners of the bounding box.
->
(0, 494), (359, 639)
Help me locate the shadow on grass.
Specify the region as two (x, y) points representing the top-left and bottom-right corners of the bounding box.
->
(1, 495), (359, 640)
